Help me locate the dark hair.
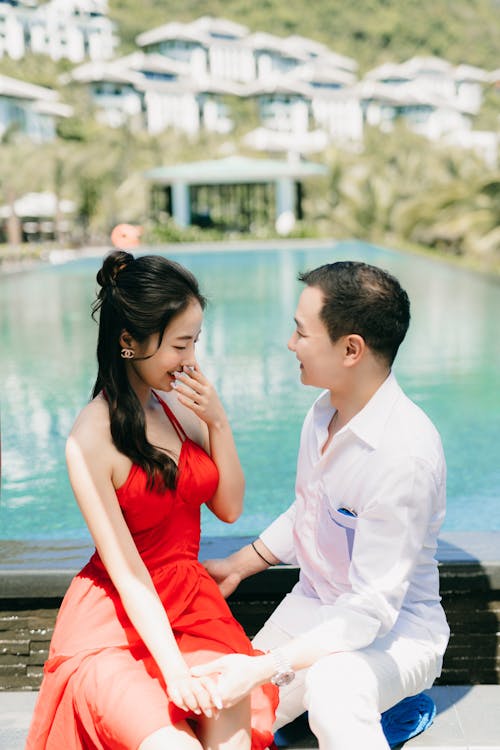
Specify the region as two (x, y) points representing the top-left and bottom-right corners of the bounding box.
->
(91, 250), (206, 489)
(298, 261), (410, 365)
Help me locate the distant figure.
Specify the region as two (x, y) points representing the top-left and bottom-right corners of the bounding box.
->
(26, 251), (277, 750)
(197, 261), (449, 750)
(110, 222), (142, 249)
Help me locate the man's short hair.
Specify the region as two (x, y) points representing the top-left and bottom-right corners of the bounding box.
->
(299, 261), (410, 365)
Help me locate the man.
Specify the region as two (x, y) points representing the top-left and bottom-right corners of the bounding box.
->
(193, 261), (449, 750)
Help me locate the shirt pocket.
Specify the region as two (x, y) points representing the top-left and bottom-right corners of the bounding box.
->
(316, 502), (358, 589)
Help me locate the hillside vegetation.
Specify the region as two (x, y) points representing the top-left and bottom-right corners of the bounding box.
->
(109, 0), (500, 72)
(0, 1), (499, 273)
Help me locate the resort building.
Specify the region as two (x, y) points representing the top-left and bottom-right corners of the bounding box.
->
(358, 56), (496, 162)
(136, 16), (254, 83)
(358, 79), (474, 140)
(0, 0), (117, 62)
(0, 73), (72, 141)
(144, 155), (328, 235)
(66, 53), (243, 136)
(135, 16), (358, 90)
(364, 56), (489, 117)
(76, 16), (362, 148)
(1, 10), (494, 159)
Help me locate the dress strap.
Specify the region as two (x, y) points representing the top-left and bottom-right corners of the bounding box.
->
(152, 390), (187, 441)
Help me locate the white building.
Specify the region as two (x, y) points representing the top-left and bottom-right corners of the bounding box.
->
(136, 16), (358, 89)
(0, 0), (117, 62)
(359, 79), (473, 140)
(0, 73), (72, 141)
(67, 53), (242, 136)
(364, 56), (488, 116)
(137, 16), (257, 84)
(245, 78), (311, 134)
(133, 15), (364, 146)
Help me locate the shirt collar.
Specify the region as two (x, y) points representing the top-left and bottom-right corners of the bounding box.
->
(346, 371), (402, 448)
(313, 371), (403, 450)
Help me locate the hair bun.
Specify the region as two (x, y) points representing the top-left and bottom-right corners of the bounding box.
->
(97, 250), (134, 289)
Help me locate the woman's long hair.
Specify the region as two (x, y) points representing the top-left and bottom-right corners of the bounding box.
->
(91, 250), (206, 489)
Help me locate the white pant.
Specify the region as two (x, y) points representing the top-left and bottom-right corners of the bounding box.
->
(253, 618), (442, 750)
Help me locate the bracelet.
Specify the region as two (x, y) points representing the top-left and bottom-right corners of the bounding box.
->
(251, 541), (274, 567)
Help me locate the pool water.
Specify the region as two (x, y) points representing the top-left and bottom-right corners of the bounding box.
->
(1, 240), (499, 540)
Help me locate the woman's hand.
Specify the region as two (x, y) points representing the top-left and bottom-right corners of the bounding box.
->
(190, 653), (274, 709)
(202, 557), (242, 598)
(166, 670), (223, 718)
(173, 365), (227, 428)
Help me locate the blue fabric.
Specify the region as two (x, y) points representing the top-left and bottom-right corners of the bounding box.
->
(381, 692), (436, 747)
(273, 692), (436, 748)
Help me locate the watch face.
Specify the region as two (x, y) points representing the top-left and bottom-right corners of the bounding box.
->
(272, 670), (296, 687)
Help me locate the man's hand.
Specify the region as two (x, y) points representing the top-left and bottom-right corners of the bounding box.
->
(202, 557), (242, 598)
(191, 653), (274, 708)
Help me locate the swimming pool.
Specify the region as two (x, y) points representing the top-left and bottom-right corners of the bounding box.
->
(1, 240), (499, 539)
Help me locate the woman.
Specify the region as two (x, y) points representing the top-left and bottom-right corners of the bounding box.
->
(26, 250), (277, 750)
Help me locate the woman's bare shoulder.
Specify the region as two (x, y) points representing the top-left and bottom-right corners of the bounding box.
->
(68, 394), (112, 453)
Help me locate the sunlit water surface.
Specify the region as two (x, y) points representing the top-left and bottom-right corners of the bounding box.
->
(1, 241), (499, 540)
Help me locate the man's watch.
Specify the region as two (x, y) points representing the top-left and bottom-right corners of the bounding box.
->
(269, 648), (295, 687)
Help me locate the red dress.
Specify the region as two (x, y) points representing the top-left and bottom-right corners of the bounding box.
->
(26, 393), (278, 750)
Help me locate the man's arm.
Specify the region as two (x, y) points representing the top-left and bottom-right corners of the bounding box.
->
(203, 503), (297, 597)
(203, 539), (281, 598)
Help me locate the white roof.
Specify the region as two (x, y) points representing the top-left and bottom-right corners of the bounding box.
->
(32, 99), (73, 117)
(293, 62), (356, 87)
(136, 15), (250, 48)
(0, 192), (75, 219)
(113, 51), (189, 77)
(0, 74), (59, 102)
(191, 15), (249, 40)
(245, 76), (312, 98)
(67, 61), (144, 86)
(402, 56), (454, 75)
(357, 80), (472, 113)
(187, 76), (244, 96)
(284, 36), (357, 71)
(136, 21), (206, 48)
(366, 56), (454, 81)
(244, 32), (308, 62)
(454, 64), (489, 82)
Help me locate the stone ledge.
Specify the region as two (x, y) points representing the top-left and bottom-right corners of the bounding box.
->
(1, 532), (499, 599)
(0, 532), (499, 688)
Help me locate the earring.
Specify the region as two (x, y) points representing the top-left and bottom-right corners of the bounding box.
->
(120, 348), (134, 359)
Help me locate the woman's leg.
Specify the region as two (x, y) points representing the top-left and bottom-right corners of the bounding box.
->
(139, 720), (202, 750)
(196, 697), (252, 750)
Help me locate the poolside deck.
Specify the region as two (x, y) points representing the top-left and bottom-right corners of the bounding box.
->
(1, 531), (499, 748)
(2, 685), (500, 749)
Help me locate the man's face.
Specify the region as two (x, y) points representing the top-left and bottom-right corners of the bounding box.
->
(288, 285), (345, 390)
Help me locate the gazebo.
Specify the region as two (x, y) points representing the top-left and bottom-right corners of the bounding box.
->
(144, 155), (328, 234)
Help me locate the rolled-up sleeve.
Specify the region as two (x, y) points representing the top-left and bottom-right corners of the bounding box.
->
(260, 502), (298, 565)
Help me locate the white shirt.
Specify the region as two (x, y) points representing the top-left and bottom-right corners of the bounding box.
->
(260, 372), (450, 657)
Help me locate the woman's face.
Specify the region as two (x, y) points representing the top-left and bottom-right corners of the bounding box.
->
(125, 298), (203, 394)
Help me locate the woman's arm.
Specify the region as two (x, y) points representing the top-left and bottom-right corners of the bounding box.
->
(66, 409), (221, 716)
(173, 366), (245, 523)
